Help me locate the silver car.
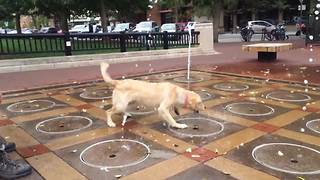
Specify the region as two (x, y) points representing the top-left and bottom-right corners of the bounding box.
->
(248, 20), (276, 34)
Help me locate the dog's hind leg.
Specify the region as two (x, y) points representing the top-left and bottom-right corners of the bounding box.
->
(106, 106), (119, 127)
(121, 112), (132, 126)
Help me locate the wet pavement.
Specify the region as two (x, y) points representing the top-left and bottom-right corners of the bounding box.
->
(1, 69), (320, 180)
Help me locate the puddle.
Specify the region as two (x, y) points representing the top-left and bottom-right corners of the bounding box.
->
(80, 139), (150, 169)
(195, 90), (214, 101)
(252, 143), (320, 174)
(80, 88), (112, 100)
(225, 102), (274, 116)
(127, 103), (155, 115)
(36, 116), (93, 134)
(213, 82), (249, 92)
(306, 119), (320, 134)
(168, 117), (224, 137)
(7, 100), (56, 113)
(266, 91), (311, 102)
(173, 76), (204, 83)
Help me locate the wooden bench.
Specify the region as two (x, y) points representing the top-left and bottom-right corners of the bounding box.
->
(242, 43), (293, 60)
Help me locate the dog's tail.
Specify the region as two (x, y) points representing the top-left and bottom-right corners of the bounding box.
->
(100, 62), (117, 86)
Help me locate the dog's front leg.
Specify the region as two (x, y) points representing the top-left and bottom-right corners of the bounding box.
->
(158, 107), (188, 129)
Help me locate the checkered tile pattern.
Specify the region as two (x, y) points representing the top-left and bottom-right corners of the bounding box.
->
(1, 70), (319, 180)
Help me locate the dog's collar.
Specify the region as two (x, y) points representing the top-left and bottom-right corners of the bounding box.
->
(183, 94), (189, 108)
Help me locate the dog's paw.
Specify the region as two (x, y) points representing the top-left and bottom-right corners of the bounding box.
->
(174, 123), (188, 129)
(107, 121), (116, 128)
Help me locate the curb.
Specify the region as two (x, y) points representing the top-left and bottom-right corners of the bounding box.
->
(0, 48), (219, 73)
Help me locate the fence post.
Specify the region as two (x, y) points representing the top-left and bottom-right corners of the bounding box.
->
(163, 31), (169, 49)
(64, 32), (72, 56)
(120, 32), (126, 52)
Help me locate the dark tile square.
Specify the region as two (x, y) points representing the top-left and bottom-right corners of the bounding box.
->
(167, 164), (236, 180)
(284, 112), (320, 137)
(0, 97), (70, 119)
(225, 134), (320, 180)
(19, 112), (107, 144)
(55, 131), (177, 180)
(212, 100), (290, 122)
(149, 113), (245, 147)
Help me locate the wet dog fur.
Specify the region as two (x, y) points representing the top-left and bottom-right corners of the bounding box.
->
(100, 63), (206, 129)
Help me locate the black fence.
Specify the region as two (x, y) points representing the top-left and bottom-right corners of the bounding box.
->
(0, 31), (200, 57)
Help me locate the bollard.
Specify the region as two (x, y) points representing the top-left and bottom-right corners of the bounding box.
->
(64, 32), (72, 56)
(120, 32), (127, 52)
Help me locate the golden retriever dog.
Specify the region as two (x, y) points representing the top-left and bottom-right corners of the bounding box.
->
(100, 63), (206, 129)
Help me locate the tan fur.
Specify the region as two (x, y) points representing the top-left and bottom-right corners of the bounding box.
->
(100, 62), (205, 129)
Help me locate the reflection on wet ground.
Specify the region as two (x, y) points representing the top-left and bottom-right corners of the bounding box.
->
(1, 70), (320, 180)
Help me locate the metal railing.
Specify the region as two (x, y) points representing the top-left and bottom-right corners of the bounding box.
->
(0, 31), (200, 57)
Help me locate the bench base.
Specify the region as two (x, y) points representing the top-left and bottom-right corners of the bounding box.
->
(258, 52), (277, 61)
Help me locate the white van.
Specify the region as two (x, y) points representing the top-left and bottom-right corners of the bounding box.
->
(133, 21), (159, 33)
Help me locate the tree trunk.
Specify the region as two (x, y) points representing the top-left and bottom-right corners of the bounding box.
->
(251, 11), (256, 20)
(15, 14), (21, 34)
(278, 9), (283, 23)
(100, 0), (107, 32)
(174, 3), (179, 22)
(212, 0), (222, 43)
(219, 9), (224, 33)
(232, 12), (237, 33)
(60, 11), (69, 33)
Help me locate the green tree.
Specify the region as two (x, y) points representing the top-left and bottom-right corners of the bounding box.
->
(35, 0), (85, 32)
(114, 0), (150, 22)
(271, 0), (290, 22)
(0, 0), (34, 34)
(193, 0), (223, 42)
(224, 0), (240, 33)
(159, 0), (189, 22)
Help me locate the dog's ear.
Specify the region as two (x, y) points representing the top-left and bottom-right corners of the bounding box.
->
(174, 106), (180, 116)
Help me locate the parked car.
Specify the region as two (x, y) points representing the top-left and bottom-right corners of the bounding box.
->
(69, 24), (102, 33)
(112, 23), (135, 33)
(160, 23), (178, 33)
(6, 28), (33, 34)
(247, 20), (276, 34)
(39, 27), (58, 33)
(133, 21), (159, 33)
(184, 22), (196, 31)
(0, 28), (5, 34)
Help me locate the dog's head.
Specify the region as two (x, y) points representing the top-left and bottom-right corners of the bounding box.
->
(186, 91), (206, 113)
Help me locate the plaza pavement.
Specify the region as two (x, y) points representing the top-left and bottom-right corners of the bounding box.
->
(0, 38), (318, 93)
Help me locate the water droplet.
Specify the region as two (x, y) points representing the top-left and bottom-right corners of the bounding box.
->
(309, 35), (314, 40)
(277, 151), (284, 156)
(302, 106), (307, 111)
(303, 80), (308, 84)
